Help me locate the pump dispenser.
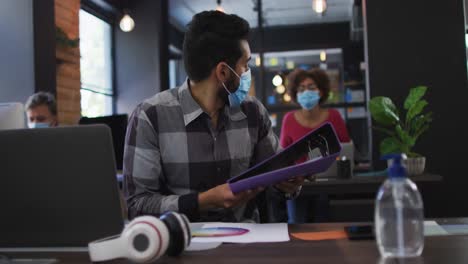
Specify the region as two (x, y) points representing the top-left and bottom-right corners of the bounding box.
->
(375, 154), (424, 258)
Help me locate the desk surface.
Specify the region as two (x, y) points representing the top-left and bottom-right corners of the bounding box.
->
(3, 219), (468, 264)
(302, 173), (442, 195)
(309, 173), (442, 185)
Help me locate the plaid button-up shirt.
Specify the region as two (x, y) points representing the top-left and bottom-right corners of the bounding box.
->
(123, 80), (281, 222)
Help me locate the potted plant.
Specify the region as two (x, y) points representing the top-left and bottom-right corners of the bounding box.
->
(369, 86), (433, 175)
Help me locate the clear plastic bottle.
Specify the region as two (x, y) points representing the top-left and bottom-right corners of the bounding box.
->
(375, 154), (424, 258)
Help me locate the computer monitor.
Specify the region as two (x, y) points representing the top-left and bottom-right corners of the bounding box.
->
(0, 102), (25, 130)
(0, 125), (124, 249)
(79, 114), (128, 171)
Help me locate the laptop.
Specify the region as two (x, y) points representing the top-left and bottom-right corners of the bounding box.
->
(0, 102), (25, 130)
(316, 141), (355, 179)
(0, 125), (124, 250)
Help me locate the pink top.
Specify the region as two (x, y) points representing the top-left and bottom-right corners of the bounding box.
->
(280, 109), (351, 163)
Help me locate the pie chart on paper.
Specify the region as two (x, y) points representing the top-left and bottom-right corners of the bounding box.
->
(192, 227), (250, 237)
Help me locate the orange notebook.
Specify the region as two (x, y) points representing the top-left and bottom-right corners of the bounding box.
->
(291, 230), (348, 241)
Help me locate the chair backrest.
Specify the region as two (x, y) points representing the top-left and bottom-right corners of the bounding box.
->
(79, 114), (128, 170)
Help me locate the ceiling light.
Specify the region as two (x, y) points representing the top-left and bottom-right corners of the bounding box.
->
(275, 85), (286, 94)
(312, 0), (327, 14)
(283, 94), (292, 103)
(119, 13), (135, 32)
(320, 50), (326, 62)
(272, 74), (283, 86)
(216, 0), (225, 13)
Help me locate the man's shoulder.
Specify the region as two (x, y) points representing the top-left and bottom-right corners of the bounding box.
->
(141, 88), (180, 108)
(130, 88), (181, 121)
(242, 95), (261, 105)
(241, 96), (266, 113)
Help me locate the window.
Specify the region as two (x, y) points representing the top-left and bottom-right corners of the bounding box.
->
(169, 59), (187, 89)
(79, 9), (113, 117)
(169, 45), (186, 89)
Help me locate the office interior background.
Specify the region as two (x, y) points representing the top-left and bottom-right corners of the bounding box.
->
(0, 0), (467, 221)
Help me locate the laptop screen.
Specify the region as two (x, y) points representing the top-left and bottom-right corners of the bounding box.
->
(0, 125), (124, 248)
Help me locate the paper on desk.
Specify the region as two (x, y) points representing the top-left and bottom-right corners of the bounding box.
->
(439, 224), (468, 235)
(424, 221), (448, 236)
(186, 241), (222, 251)
(191, 222), (290, 243)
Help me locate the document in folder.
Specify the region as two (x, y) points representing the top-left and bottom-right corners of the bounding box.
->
(228, 122), (342, 194)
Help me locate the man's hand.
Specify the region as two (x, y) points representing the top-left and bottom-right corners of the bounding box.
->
(198, 183), (264, 211)
(274, 176), (305, 194)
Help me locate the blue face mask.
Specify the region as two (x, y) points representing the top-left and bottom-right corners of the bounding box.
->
(222, 64), (251, 107)
(297, 90), (320, 110)
(28, 122), (50, 129)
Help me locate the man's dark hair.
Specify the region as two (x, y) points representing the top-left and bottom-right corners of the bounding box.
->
(25, 92), (57, 116)
(183, 11), (250, 82)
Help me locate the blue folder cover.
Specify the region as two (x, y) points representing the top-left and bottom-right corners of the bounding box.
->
(228, 122), (342, 194)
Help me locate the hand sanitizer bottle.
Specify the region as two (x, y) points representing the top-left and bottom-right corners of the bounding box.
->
(375, 154), (424, 258)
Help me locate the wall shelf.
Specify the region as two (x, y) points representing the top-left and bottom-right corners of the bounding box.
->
(266, 102), (367, 113)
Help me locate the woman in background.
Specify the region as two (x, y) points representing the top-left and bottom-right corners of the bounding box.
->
(280, 68), (350, 223)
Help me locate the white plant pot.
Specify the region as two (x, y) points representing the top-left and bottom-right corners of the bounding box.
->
(387, 157), (426, 176)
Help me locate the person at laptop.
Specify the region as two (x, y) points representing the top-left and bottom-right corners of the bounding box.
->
(280, 68), (350, 155)
(124, 11), (304, 222)
(280, 68), (351, 223)
(25, 92), (58, 128)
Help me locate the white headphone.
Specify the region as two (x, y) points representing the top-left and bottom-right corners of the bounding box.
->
(88, 212), (191, 263)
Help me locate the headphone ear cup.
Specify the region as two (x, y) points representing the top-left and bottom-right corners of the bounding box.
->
(123, 216), (170, 263)
(160, 212), (191, 256)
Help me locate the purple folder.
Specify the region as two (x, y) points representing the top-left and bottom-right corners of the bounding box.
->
(228, 122), (342, 194)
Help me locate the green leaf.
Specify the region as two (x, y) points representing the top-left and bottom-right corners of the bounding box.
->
(373, 126), (396, 137)
(369, 97), (400, 126)
(380, 137), (404, 156)
(410, 112), (432, 135)
(414, 124), (430, 141)
(406, 100), (428, 123)
(404, 86), (427, 110)
(396, 124), (415, 147)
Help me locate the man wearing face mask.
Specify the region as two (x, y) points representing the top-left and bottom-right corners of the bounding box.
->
(25, 92), (58, 129)
(123, 11), (304, 222)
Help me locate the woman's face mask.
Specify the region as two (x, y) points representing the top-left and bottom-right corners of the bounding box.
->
(297, 90), (320, 110)
(221, 64), (251, 107)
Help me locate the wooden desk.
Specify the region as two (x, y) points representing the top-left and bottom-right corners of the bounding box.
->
(3, 219), (468, 264)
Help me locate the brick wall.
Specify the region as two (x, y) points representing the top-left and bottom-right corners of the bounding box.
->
(55, 0), (81, 125)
